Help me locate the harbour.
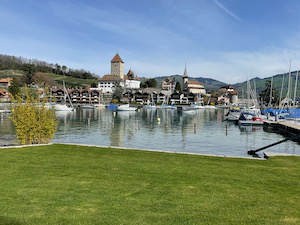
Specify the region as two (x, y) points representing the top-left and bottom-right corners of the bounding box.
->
(1, 104), (299, 158)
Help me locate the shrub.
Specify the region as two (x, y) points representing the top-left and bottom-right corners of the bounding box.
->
(10, 88), (57, 145)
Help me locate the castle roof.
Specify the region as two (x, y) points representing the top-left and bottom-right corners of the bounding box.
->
(111, 53), (124, 63)
(98, 75), (122, 81)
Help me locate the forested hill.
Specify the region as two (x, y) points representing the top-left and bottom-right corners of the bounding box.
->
(0, 54), (99, 83)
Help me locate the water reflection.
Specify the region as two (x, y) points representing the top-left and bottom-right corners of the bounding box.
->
(0, 105), (299, 157)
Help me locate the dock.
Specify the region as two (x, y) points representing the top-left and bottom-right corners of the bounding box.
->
(264, 120), (300, 134)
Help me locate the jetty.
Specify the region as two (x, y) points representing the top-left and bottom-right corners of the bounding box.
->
(264, 120), (300, 134)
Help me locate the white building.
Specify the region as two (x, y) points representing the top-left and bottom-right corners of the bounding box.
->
(98, 54), (140, 93)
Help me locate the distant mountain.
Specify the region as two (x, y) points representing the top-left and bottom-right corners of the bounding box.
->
(142, 71), (300, 98)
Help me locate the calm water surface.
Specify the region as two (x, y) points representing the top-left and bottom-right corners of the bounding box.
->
(1, 104), (299, 158)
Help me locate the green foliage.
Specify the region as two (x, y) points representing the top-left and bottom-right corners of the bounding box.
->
(175, 81), (181, 92)
(112, 81), (124, 101)
(259, 80), (279, 105)
(10, 88), (57, 145)
(8, 76), (20, 97)
(22, 63), (37, 84)
(141, 78), (157, 88)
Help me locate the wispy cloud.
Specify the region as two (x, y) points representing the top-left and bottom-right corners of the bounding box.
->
(214, 0), (242, 22)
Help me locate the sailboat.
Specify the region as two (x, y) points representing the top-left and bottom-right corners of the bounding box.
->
(192, 93), (205, 109)
(145, 94), (157, 109)
(95, 90), (105, 108)
(54, 81), (74, 111)
(238, 78), (263, 125)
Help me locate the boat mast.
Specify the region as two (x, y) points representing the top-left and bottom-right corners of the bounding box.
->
(269, 76), (273, 107)
(279, 73), (285, 108)
(287, 60), (292, 108)
(293, 70), (298, 110)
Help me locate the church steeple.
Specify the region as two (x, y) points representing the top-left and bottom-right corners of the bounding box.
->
(183, 64), (188, 83)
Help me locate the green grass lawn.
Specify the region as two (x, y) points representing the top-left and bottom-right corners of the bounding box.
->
(0, 144), (299, 224)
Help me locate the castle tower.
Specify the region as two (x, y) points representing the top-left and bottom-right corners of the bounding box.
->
(111, 53), (124, 79)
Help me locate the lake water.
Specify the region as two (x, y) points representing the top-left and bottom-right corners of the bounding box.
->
(1, 103), (299, 158)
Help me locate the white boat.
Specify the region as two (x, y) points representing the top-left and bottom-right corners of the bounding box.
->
(224, 109), (241, 121)
(54, 81), (74, 111)
(117, 104), (137, 111)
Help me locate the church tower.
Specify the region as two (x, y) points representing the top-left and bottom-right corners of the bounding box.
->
(182, 64), (189, 93)
(111, 53), (124, 79)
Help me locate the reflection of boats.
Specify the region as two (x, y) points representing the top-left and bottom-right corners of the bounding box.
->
(54, 81), (74, 111)
(180, 107), (197, 114)
(160, 104), (176, 109)
(117, 104), (137, 111)
(81, 105), (95, 109)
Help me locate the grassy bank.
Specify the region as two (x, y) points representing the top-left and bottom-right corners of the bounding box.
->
(0, 144), (299, 224)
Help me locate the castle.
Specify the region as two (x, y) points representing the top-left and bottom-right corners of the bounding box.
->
(98, 53), (140, 93)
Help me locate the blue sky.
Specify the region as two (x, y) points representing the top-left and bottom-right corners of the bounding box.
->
(1, 0), (300, 83)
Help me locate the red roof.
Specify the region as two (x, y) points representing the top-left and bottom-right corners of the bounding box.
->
(98, 75), (122, 81)
(0, 78), (12, 83)
(111, 53), (124, 63)
(0, 89), (9, 96)
(187, 80), (202, 85)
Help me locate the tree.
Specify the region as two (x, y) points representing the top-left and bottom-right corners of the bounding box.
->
(141, 78), (157, 88)
(91, 82), (97, 88)
(112, 81), (124, 102)
(62, 65), (67, 76)
(8, 76), (21, 98)
(32, 72), (52, 87)
(259, 80), (279, 106)
(175, 82), (181, 93)
(10, 87), (57, 145)
(22, 63), (36, 84)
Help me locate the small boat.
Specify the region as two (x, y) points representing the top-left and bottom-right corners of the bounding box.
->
(224, 108), (241, 121)
(238, 112), (264, 126)
(117, 104), (137, 111)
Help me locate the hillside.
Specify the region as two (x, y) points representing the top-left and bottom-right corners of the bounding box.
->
(233, 71), (300, 99)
